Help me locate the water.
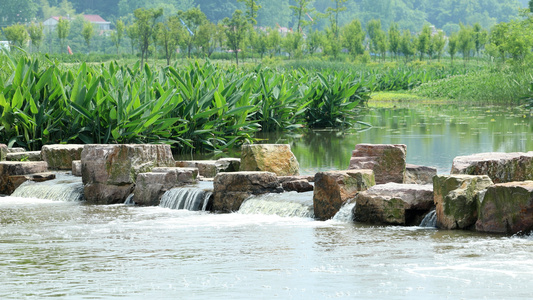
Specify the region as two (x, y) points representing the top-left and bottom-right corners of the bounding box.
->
(10, 173), (84, 202)
(420, 210), (437, 228)
(332, 202), (356, 222)
(239, 191), (314, 218)
(159, 182), (213, 211)
(3, 105), (533, 298)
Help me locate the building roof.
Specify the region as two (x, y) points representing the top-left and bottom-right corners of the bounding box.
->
(83, 15), (109, 23)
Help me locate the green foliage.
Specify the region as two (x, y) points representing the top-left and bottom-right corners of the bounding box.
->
(2, 24), (29, 48)
(81, 21), (95, 52)
(223, 10), (249, 65)
(27, 23), (44, 53)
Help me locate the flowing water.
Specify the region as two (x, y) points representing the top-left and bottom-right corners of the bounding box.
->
(2, 105), (533, 299)
(239, 191), (314, 218)
(159, 182), (213, 211)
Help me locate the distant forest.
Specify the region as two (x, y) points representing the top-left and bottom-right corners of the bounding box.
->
(0, 0), (529, 32)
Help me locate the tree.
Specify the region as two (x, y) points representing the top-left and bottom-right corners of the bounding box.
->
(432, 31), (446, 61)
(223, 10), (248, 65)
(57, 17), (70, 54)
(196, 22), (217, 57)
(255, 29), (268, 59)
(376, 29), (388, 61)
(0, 0), (38, 25)
(156, 16), (183, 65)
(81, 21), (95, 52)
(27, 22), (44, 53)
(290, 0), (314, 33)
(282, 31), (303, 60)
(457, 24), (474, 65)
(111, 19), (125, 56)
(399, 29), (416, 62)
(3, 24), (29, 48)
(326, 0), (347, 38)
(323, 26), (341, 59)
(133, 7), (163, 66)
(388, 22), (401, 60)
(341, 19), (365, 59)
(267, 27), (281, 57)
(237, 0), (261, 25)
(366, 19), (382, 59)
(447, 33), (458, 64)
(472, 22), (488, 57)
(307, 29), (323, 56)
(179, 7), (208, 58)
(417, 24), (431, 60)
(126, 23), (138, 55)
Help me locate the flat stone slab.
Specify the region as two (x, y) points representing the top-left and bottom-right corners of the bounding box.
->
(175, 158), (240, 178)
(405, 164), (437, 185)
(152, 167), (198, 184)
(451, 152), (533, 183)
(7, 147), (25, 153)
(7, 151), (42, 162)
(213, 171), (283, 213)
(349, 144), (406, 184)
(476, 181), (533, 235)
(0, 161), (49, 194)
(434, 174), (493, 230)
(354, 183), (434, 226)
(41, 144), (85, 170)
(313, 169), (375, 221)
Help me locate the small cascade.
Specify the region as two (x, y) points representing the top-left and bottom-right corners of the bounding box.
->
(159, 184), (213, 211)
(124, 194), (135, 205)
(420, 209), (437, 228)
(11, 173), (84, 202)
(332, 202), (356, 222)
(238, 191), (314, 218)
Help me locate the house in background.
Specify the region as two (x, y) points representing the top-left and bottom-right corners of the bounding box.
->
(43, 15), (111, 34)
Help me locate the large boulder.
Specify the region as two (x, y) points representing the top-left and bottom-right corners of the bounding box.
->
(240, 144), (299, 176)
(354, 183), (434, 226)
(81, 144), (175, 204)
(476, 181), (533, 234)
(313, 170), (375, 221)
(0, 161), (49, 194)
(0, 144), (6, 161)
(7, 151), (42, 162)
(212, 171), (283, 213)
(41, 144), (85, 170)
(404, 164), (437, 185)
(433, 175), (493, 230)
(451, 152), (533, 183)
(349, 144), (406, 184)
(133, 171), (184, 206)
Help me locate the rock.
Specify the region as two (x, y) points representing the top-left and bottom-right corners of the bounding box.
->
(240, 144), (299, 176)
(9, 172), (57, 189)
(349, 144), (406, 184)
(212, 171), (283, 213)
(216, 158), (241, 173)
(278, 175), (315, 183)
(282, 180), (314, 193)
(476, 181), (533, 234)
(176, 160), (218, 178)
(72, 160), (82, 176)
(0, 144), (6, 161)
(313, 170), (375, 221)
(433, 175), (493, 230)
(81, 144), (175, 204)
(0, 161), (49, 194)
(451, 152), (533, 183)
(7, 147), (25, 153)
(6, 151), (42, 162)
(404, 164), (437, 185)
(152, 167), (198, 184)
(133, 171), (182, 206)
(354, 183), (434, 226)
(41, 144), (85, 170)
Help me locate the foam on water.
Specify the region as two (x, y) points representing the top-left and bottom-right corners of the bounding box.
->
(238, 191), (314, 218)
(10, 173), (84, 202)
(159, 182), (213, 211)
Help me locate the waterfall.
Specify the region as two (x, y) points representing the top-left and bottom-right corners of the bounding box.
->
(332, 202), (356, 222)
(159, 184), (213, 211)
(124, 194), (135, 205)
(420, 209), (437, 228)
(238, 191), (314, 218)
(11, 173), (84, 202)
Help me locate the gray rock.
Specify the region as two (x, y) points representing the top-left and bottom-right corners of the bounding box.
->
(151, 167), (198, 184)
(7, 147), (26, 153)
(41, 144), (85, 170)
(404, 164), (437, 185)
(0, 144), (6, 161)
(133, 171), (182, 206)
(451, 152), (533, 183)
(354, 183), (434, 225)
(7, 151), (42, 162)
(349, 144), (406, 184)
(212, 171), (283, 213)
(0, 161), (49, 194)
(72, 160), (82, 177)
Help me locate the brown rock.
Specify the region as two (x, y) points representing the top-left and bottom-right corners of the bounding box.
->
(282, 180), (314, 193)
(0, 161), (49, 194)
(349, 144), (406, 184)
(133, 171), (182, 206)
(451, 152), (533, 183)
(81, 144), (175, 204)
(476, 181), (533, 234)
(313, 170), (375, 221)
(433, 175), (493, 230)
(41, 144), (85, 170)
(212, 171), (283, 213)
(240, 144), (299, 176)
(404, 164), (437, 185)
(354, 183), (434, 226)
(9, 172), (57, 189)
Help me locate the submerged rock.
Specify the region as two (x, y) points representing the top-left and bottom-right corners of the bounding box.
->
(451, 152), (533, 183)
(349, 144), (406, 184)
(81, 144), (175, 204)
(0, 161), (49, 194)
(433, 175), (493, 230)
(240, 144), (299, 176)
(0, 144), (6, 161)
(212, 171), (283, 213)
(41, 144), (85, 170)
(6, 151), (42, 162)
(404, 164), (437, 185)
(313, 170), (375, 221)
(354, 183), (434, 226)
(476, 181), (533, 235)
